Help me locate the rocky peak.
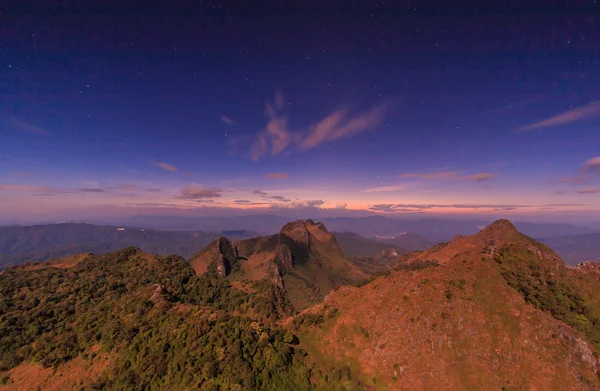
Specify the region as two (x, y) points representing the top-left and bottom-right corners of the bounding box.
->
(280, 220), (311, 247)
(476, 219), (521, 243)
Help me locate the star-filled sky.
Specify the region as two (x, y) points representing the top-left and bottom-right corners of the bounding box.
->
(1, 1), (599, 224)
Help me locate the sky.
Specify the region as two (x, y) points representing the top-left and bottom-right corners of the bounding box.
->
(1, 0), (599, 224)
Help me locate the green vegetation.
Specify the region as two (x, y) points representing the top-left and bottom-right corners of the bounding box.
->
(494, 244), (600, 349)
(0, 247), (354, 389)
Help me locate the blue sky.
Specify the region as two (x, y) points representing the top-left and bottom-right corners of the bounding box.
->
(0, 1), (599, 223)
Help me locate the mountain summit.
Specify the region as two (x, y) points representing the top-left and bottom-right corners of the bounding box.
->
(293, 219), (600, 390)
(189, 219), (366, 310)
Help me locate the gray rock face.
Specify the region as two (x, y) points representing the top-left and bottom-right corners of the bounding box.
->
(213, 237), (238, 277)
(261, 261), (284, 288)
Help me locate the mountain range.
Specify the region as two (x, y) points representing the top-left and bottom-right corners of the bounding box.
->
(1, 219), (600, 389)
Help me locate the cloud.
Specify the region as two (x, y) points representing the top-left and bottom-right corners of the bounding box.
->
(234, 200), (251, 204)
(79, 188), (105, 193)
(266, 195), (291, 202)
(264, 172), (289, 180)
(252, 190), (268, 196)
(363, 184), (407, 192)
(247, 92), (392, 160)
(577, 187), (600, 194)
(178, 185), (223, 199)
(397, 171), (498, 182)
(398, 171), (460, 180)
(520, 100), (600, 131)
(0, 183), (72, 197)
(554, 190), (567, 195)
(465, 173), (498, 182)
(369, 203), (531, 212)
(582, 156), (600, 173)
(154, 162), (178, 172)
(114, 184), (139, 191)
(145, 188), (162, 192)
(558, 177), (588, 185)
(304, 200), (325, 207)
(220, 115), (235, 126)
(3, 117), (49, 135)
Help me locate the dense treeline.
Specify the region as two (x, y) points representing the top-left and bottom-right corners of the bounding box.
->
(0, 247), (355, 390)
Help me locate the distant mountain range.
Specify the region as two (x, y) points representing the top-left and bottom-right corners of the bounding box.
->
(0, 223), (257, 269)
(116, 214), (598, 241)
(2, 220), (599, 268)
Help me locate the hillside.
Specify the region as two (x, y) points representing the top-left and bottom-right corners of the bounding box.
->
(0, 224), (256, 269)
(0, 248), (358, 390)
(291, 220), (600, 390)
(190, 220), (367, 310)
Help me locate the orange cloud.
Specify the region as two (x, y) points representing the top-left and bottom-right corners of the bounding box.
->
(154, 162), (178, 172)
(520, 100), (600, 131)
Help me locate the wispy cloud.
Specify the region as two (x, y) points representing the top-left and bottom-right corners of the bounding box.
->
(154, 162), (178, 172)
(3, 117), (49, 135)
(79, 188), (105, 193)
(113, 184), (139, 191)
(397, 171), (498, 182)
(559, 177), (588, 185)
(577, 187), (600, 194)
(0, 183), (71, 197)
(178, 185), (223, 200)
(582, 156), (600, 173)
(220, 115), (235, 126)
(363, 184), (408, 192)
(264, 172), (289, 180)
(12, 171), (37, 177)
(252, 190), (268, 196)
(246, 92), (392, 160)
(398, 171), (460, 180)
(520, 100), (600, 131)
(465, 173), (498, 182)
(145, 188), (162, 192)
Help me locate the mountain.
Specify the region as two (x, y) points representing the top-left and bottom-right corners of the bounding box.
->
(0, 248), (355, 390)
(0, 223), (257, 269)
(116, 215), (597, 241)
(333, 231), (403, 257)
(2, 218), (600, 390)
(190, 220), (367, 310)
(540, 233), (600, 265)
(291, 220), (600, 390)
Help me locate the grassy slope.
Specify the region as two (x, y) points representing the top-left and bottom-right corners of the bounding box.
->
(292, 221), (600, 390)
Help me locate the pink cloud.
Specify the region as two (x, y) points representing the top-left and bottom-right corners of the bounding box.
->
(248, 92), (392, 160)
(577, 187), (600, 194)
(178, 185), (223, 199)
(582, 156), (600, 173)
(264, 172), (289, 180)
(397, 171), (497, 182)
(520, 100), (600, 131)
(154, 162), (178, 172)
